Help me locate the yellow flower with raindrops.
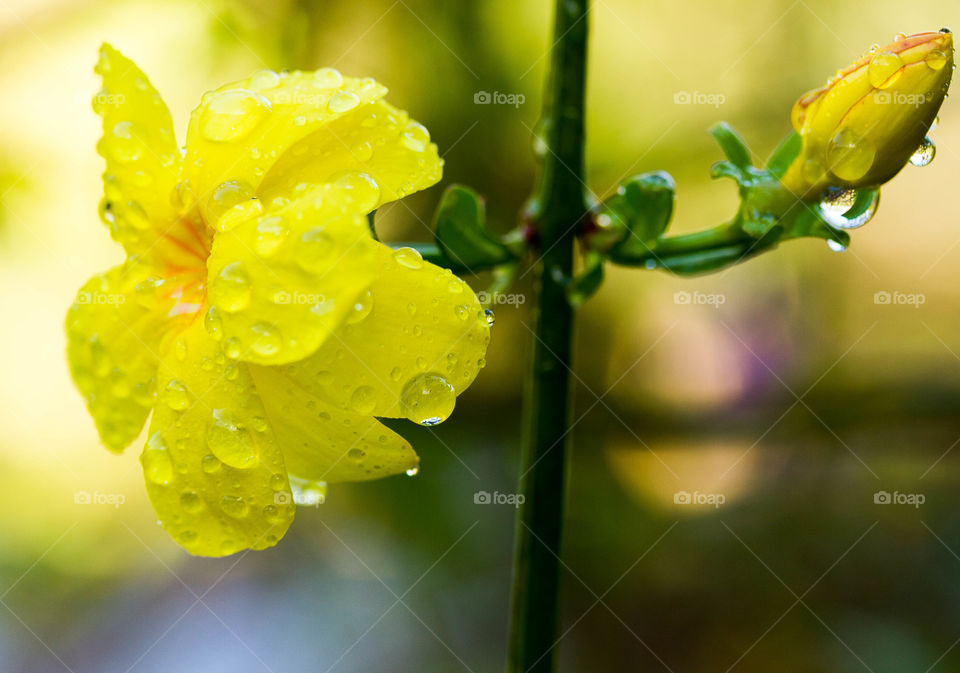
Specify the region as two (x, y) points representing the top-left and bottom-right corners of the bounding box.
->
(782, 29), (954, 199)
(66, 44), (491, 557)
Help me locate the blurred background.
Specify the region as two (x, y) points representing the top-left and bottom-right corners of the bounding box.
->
(2, 0), (960, 671)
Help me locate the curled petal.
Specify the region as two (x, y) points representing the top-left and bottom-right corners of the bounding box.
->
(249, 366), (419, 484)
(204, 183), (378, 366)
(65, 259), (181, 452)
(782, 30), (954, 197)
(142, 321), (295, 557)
(277, 243), (491, 424)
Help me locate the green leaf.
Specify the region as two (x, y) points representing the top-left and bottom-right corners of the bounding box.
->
(710, 160), (748, 184)
(433, 185), (516, 271)
(603, 171), (675, 260)
(568, 250), (605, 305)
(709, 122), (753, 170)
(766, 131), (801, 180)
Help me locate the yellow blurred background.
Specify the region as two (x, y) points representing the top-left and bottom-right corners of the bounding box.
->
(2, 0), (960, 671)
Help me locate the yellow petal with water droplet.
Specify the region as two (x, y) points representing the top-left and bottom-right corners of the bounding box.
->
(205, 182), (378, 366)
(142, 321), (295, 557)
(183, 70), (388, 215)
(782, 30), (953, 197)
(278, 242), (490, 421)
(257, 100), (443, 210)
(65, 258), (181, 452)
(248, 366), (419, 483)
(94, 44), (199, 266)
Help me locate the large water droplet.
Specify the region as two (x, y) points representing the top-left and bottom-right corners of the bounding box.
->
(406, 465), (420, 477)
(163, 379), (190, 410)
(200, 89), (271, 142)
(313, 67), (344, 89)
(204, 306), (223, 341)
(210, 181), (262, 232)
(401, 374), (456, 426)
(254, 216), (288, 256)
(826, 239), (847, 253)
(926, 50), (949, 71)
(328, 90), (360, 114)
(345, 289), (373, 324)
(207, 408), (258, 469)
(220, 495), (249, 518)
(909, 136), (936, 167)
(350, 385), (377, 414)
(819, 188), (880, 230)
(296, 227), (334, 272)
(827, 129), (875, 182)
(868, 52), (903, 88)
(179, 491), (204, 513)
(402, 122), (430, 153)
(250, 323), (282, 357)
(213, 262), (251, 313)
(249, 69), (281, 90)
(484, 309), (495, 327)
(143, 433), (174, 485)
(393, 247), (424, 269)
(333, 171), (380, 212)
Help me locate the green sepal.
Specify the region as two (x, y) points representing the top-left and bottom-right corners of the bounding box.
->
(709, 122), (753, 170)
(601, 171), (675, 261)
(568, 250), (605, 305)
(433, 185), (516, 271)
(766, 131), (801, 180)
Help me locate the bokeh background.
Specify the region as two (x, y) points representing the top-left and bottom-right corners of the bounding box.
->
(2, 0), (960, 671)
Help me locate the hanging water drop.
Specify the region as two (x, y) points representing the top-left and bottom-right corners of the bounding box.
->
(484, 308), (495, 327)
(207, 408), (258, 469)
(400, 373), (456, 426)
(909, 136), (936, 167)
(826, 239), (847, 253)
(819, 188), (880, 230)
(199, 89), (271, 143)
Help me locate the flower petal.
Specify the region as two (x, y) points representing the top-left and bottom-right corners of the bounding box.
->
(257, 99), (443, 210)
(183, 70), (386, 213)
(249, 365), (419, 484)
(277, 243), (490, 423)
(94, 45), (201, 266)
(142, 320), (295, 557)
(65, 259), (180, 452)
(204, 183), (378, 366)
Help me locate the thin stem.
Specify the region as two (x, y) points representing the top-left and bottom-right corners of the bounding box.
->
(508, 1), (588, 672)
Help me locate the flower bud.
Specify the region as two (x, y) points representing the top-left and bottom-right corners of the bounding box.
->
(781, 29), (953, 197)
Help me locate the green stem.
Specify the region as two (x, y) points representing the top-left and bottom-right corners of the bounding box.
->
(508, 0), (588, 671)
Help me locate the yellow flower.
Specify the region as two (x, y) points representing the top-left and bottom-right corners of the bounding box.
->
(781, 29), (953, 197)
(66, 45), (490, 556)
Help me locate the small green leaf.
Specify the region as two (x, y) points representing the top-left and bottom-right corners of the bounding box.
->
(568, 251), (605, 305)
(766, 131), (801, 180)
(433, 185), (515, 271)
(710, 160), (748, 184)
(709, 122), (753, 170)
(603, 171), (675, 260)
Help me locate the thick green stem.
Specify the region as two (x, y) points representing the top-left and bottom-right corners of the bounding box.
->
(508, 1), (588, 672)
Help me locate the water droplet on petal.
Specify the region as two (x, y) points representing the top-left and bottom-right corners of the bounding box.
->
(296, 227), (334, 272)
(328, 90), (360, 113)
(143, 433), (174, 485)
(207, 408), (259, 469)
(868, 52), (903, 88)
(220, 495), (249, 518)
(201, 454), (222, 473)
(819, 187), (880, 230)
(179, 491), (204, 513)
(345, 289), (373, 324)
(909, 136), (936, 167)
(393, 247), (424, 269)
(200, 89), (271, 142)
(401, 374), (456, 426)
(249, 69), (281, 90)
(827, 128), (875, 182)
(163, 379), (189, 410)
(926, 50), (949, 71)
(250, 323), (281, 357)
(213, 262), (251, 313)
(484, 308), (495, 327)
(350, 385), (377, 414)
(333, 171), (380, 211)
(313, 67), (344, 89)
(254, 216), (287, 256)
(405, 465), (420, 477)
(210, 181), (262, 231)
(401, 122), (430, 152)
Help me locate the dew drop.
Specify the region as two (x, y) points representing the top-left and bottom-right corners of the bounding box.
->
(345, 289), (374, 324)
(249, 69), (281, 90)
(254, 216), (287, 256)
(225, 337), (243, 359)
(826, 239), (847, 253)
(405, 465), (420, 477)
(250, 323), (282, 357)
(827, 128), (875, 182)
(454, 305), (470, 321)
(262, 504), (284, 524)
(400, 373), (456, 426)
(328, 90), (360, 113)
(296, 227), (334, 272)
(333, 171), (380, 211)
(207, 408), (258, 469)
(220, 495), (249, 518)
(926, 50), (949, 71)
(204, 306), (223, 341)
(909, 136), (936, 167)
(313, 67), (344, 89)
(199, 89), (271, 142)
(819, 187), (880, 230)
(201, 454), (222, 473)
(213, 262), (251, 313)
(163, 379), (189, 411)
(868, 52), (903, 88)
(393, 246), (424, 269)
(401, 122), (430, 152)
(179, 491), (204, 513)
(484, 308), (495, 327)
(210, 180), (262, 231)
(143, 433), (174, 485)
(350, 385), (377, 414)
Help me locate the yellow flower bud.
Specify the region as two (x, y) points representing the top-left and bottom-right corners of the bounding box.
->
(781, 29), (953, 197)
